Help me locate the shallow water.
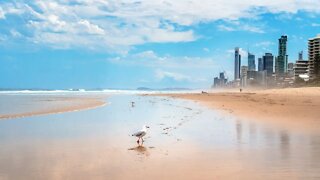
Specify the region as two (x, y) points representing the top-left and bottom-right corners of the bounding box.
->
(0, 94), (319, 179)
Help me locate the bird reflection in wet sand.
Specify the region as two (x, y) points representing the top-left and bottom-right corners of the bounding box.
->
(128, 145), (150, 157)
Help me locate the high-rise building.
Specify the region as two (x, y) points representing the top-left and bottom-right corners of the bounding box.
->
(299, 51), (303, 61)
(308, 34), (320, 79)
(288, 62), (294, 77)
(294, 60), (309, 80)
(248, 52), (256, 71)
(241, 66), (248, 87)
(234, 47), (241, 80)
(275, 35), (288, 76)
(258, 57), (263, 71)
(213, 72), (227, 87)
(219, 72), (226, 81)
(293, 51), (308, 80)
(263, 53), (274, 76)
(257, 71), (267, 86)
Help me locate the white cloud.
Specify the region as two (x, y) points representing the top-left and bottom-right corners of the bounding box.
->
(109, 50), (216, 69)
(217, 25), (235, 32)
(10, 29), (22, 38)
(241, 24), (265, 33)
(0, 7), (5, 19)
(218, 21), (264, 33)
(78, 20), (105, 35)
(0, 35), (6, 42)
(135, 50), (158, 59)
(155, 69), (207, 83)
(227, 48), (248, 59)
(311, 23), (320, 27)
(239, 48), (248, 59)
(109, 50), (216, 84)
(0, 0), (320, 50)
(156, 70), (191, 81)
(254, 41), (275, 47)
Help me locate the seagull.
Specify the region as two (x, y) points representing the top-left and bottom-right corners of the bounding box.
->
(132, 125), (150, 144)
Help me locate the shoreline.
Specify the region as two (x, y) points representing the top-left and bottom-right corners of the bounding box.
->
(0, 97), (106, 120)
(153, 87), (320, 134)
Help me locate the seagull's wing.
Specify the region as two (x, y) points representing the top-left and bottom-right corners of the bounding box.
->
(132, 130), (144, 137)
(132, 130), (147, 137)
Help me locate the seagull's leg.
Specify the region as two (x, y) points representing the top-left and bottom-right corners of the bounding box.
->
(141, 137), (144, 145)
(137, 137), (140, 144)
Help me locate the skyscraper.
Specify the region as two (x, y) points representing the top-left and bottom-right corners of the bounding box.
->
(308, 34), (320, 79)
(241, 66), (248, 87)
(275, 35), (288, 76)
(258, 57), (263, 71)
(234, 47), (241, 80)
(263, 53), (274, 76)
(248, 52), (256, 71)
(299, 51), (303, 61)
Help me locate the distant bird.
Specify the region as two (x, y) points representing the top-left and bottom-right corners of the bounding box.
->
(131, 101), (135, 107)
(132, 125), (150, 144)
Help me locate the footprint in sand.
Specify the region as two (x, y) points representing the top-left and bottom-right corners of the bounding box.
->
(184, 107), (193, 110)
(163, 127), (171, 130)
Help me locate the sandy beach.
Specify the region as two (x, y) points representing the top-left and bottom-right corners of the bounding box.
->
(0, 95), (106, 119)
(0, 92), (320, 179)
(157, 87), (320, 134)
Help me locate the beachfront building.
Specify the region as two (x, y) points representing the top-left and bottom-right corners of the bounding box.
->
(234, 47), (241, 80)
(257, 71), (267, 86)
(263, 53), (274, 77)
(247, 70), (257, 80)
(258, 57), (263, 71)
(275, 35), (288, 77)
(308, 34), (320, 79)
(241, 66), (248, 87)
(288, 62), (294, 77)
(213, 72), (228, 88)
(248, 52), (256, 71)
(294, 60), (309, 80)
(292, 51), (309, 82)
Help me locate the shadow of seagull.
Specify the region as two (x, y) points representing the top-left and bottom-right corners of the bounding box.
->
(128, 145), (150, 157)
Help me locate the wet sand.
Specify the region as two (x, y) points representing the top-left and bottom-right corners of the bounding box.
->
(0, 95), (106, 119)
(0, 94), (320, 179)
(157, 87), (320, 134)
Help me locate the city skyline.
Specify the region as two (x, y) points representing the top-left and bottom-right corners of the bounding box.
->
(216, 33), (320, 88)
(0, 1), (320, 89)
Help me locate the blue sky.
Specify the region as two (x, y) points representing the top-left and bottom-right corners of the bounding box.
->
(0, 1), (320, 89)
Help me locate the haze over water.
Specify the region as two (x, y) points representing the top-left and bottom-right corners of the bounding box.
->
(0, 93), (319, 179)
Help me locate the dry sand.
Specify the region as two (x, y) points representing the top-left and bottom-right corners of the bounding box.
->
(157, 87), (320, 134)
(0, 97), (106, 119)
